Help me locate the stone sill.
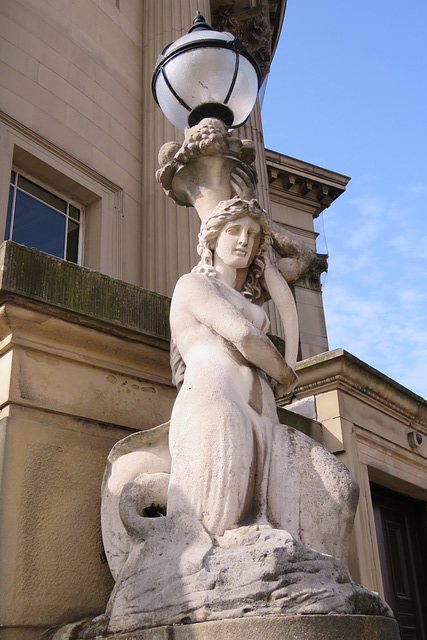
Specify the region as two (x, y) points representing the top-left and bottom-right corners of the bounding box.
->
(0, 241), (171, 343)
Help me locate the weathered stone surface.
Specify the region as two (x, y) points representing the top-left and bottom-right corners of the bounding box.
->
(44, 614), (400, 640)
(156, 119), (257, 220)
(0, 241), (171, 340)
(93, 411), (390, 637)
(101, 423), (171, 582)
(105, 522), (390, 634)
(0, 247), (174, 635)
(43, 158), (394, 640)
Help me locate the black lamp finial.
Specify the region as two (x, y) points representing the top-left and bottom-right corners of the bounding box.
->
(189, 10), (213, 32)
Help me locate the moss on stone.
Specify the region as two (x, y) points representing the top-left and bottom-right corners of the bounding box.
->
(276, 405), (320, 439)
(0, 241), (171, 340)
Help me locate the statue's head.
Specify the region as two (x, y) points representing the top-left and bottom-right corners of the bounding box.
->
(193, 197), (271, 302)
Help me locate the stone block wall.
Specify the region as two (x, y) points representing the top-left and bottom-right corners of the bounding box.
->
(0, 242), (175, 639)
(0, 0), (144, 284)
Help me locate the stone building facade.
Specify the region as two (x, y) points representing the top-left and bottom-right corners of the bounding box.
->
(0, 1), (426, 638)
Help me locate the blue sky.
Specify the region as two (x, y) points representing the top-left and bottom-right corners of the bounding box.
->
(262, 0), (427, 399)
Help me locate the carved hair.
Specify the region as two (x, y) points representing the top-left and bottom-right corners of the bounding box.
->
(192, 197), (271, 302)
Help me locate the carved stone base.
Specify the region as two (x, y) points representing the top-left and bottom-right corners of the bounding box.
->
(43, 525), (392, 640)
(55, 615), (400, 640)
(104, 523), (391, 634)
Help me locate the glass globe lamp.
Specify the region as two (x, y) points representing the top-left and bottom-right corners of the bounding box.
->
(152, 12), (262, 132)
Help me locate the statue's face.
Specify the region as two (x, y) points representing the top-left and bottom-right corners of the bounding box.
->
(214, 215), (261, 269)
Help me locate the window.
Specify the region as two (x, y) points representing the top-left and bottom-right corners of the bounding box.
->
(5, 170), (83, 263)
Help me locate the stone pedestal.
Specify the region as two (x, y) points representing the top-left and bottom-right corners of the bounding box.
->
(85, 615), (400, 640)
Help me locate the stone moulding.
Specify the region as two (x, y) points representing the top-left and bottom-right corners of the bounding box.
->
(294, 348), (427, 429)
(211, 0), (288, 80)
(215, 3), (272, 77)
(0, 109), (122, 193)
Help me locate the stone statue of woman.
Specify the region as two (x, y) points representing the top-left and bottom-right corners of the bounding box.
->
(85, 148), (391, 633)
(167, 196), (300, 535)
(92, 193), (389, 634)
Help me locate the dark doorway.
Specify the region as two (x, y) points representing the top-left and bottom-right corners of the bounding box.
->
(371, 484), (427, 640)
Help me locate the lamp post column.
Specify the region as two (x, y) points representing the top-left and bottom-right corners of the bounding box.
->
(238, 100), (271, 219)
(141, 0), (210, 296)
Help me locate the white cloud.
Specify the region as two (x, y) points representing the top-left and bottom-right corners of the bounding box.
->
(317, 180), (427, 399)
(397, 288), (427, 305)
(322, 270), (427, 398)
(406, 185), (427, 199)
(343, 196), (386, 249)
(388, 230), (427, 260)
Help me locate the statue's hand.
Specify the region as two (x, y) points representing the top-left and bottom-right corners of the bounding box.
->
(230, 167), (256, 200)
(274, 372), (299, 399)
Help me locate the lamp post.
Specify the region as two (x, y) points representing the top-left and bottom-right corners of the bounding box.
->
(153, 12), (261, 221)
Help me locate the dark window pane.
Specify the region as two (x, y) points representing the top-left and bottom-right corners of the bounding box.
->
(66, 220), (79, 263)
(12, 190), (66, 258)
(10, 170), (16, 184)
(5, 185), (15, 240)
(17, 175), (67, 214)
(69, 205), (80, 221)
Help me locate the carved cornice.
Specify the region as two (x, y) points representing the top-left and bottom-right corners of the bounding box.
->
(293, 349), (427, 430)
(215, 3), (271, 77)
(210, 1), (287, 79)
(266, 149), (351, 219)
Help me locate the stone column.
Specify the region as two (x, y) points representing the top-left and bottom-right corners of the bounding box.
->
(141, 0), (211, 297)
(238, 100), (271, 218)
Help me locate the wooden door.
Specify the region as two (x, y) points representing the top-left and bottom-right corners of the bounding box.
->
(372, 484), (427, 640)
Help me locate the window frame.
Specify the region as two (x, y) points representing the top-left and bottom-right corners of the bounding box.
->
(0, 113), (124, 279)
(6, 167), (85, 265)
